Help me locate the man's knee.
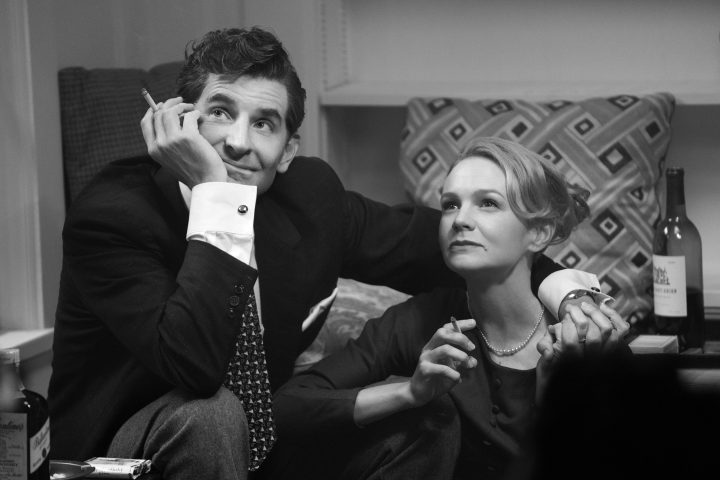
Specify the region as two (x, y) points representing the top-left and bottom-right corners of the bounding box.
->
(109, 387), (249, 466)
(130, 388), (251, 479)
(170, 387), (247, 438)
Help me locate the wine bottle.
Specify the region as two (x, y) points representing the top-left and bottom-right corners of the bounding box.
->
(0, 348), (51, 480)
(652, 167), (705, 351)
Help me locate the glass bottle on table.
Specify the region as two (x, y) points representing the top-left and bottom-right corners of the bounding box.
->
(652, 167), (705, 351)
(0, 348), (51, 479)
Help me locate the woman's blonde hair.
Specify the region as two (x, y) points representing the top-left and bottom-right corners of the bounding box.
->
(450, 136), (590, 247)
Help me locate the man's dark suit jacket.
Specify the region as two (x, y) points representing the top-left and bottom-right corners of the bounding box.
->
(49, 155), (559, 460)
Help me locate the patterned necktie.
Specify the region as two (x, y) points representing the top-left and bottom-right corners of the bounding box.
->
(223, 292), (276, 471)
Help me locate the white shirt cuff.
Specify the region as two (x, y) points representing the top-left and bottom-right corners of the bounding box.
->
(538, 269), (614, 319)
(186, 182), (257, 264)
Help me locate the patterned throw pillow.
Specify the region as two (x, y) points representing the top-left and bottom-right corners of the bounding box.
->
(399, 93), (676, 324)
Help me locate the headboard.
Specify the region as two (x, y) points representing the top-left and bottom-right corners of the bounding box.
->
(58, 61), (183, 204)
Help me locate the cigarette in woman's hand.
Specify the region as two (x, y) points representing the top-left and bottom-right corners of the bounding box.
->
(141, 88), (159, 112)
(450, 316), (461, 333)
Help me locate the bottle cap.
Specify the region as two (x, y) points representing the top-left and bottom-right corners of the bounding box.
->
(0, 348), (20, 365)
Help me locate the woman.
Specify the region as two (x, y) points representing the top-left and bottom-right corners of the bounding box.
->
(266, 137), (628, 480)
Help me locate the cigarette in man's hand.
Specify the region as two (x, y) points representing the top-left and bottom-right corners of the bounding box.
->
(141, 88), (159, 112)
(450, 316), (461, 333)
(141, 88), (198, 123)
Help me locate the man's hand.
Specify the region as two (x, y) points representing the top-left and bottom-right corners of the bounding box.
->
(558, 302), (629, 355)
(140, 96), (227, 188)
(536, 302), (628, 403)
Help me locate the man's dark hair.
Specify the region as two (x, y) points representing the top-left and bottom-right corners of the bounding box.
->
(177, 26), (306, 136)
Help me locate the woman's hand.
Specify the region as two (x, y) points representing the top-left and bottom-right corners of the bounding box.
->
(408, 318), (478, 407)
(140, 96), (227, 188)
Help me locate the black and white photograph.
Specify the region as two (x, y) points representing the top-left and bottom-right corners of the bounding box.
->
(1, 1), (719, 479)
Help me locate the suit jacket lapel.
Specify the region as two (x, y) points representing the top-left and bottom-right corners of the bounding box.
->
(255, 194), (305, 384)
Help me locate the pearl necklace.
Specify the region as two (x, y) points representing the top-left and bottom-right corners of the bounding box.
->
(467, 294), (545, 357)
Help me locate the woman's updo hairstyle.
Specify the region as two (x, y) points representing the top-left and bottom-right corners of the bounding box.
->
(449, 136), (590, 247)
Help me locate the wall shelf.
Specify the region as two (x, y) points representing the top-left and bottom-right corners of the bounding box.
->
(321, 80), (720, 107)
(0, 328), (54, 361)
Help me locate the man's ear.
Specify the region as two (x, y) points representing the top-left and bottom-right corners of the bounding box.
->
(528, 223), (554, 253)
(276, 134), (300, 174)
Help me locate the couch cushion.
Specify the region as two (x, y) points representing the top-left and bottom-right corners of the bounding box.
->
(294, 278), (410, 373)
(399, 93), (676, 324)
(58, 62), (183, 203)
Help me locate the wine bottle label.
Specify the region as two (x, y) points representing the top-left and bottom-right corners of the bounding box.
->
(28, 418), (49, 474)
(0, 412), (27, 479)
(653, 255), (687, 316)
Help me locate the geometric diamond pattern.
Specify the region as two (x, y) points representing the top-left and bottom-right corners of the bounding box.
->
(427, 98), (454, 115)
(400, 93), (676, 322)
(591, 209), (625, 243)
(446, 119), (470, 144)
(608, 94), (640, 110)
(538, 142), (564, 165)
(545, 99), (573, 111)
(599, 142), (632, 174)
(599, 274), (621, 298)
(559, 250), (583, 269)
(645, 121), (661, 139)
(509, 119), (531, 140)
(631, 251), (650, 269)
(572, 115), (597, 137)
(486, 100), (514, 115)
(412, 147), (438, 174)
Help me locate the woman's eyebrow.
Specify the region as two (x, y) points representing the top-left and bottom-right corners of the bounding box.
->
(473, 188), (503, 195)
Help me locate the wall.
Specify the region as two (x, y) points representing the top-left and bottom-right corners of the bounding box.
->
(665, 105), (720, 307)
(51, 0), (245, 69)
(345, 0), (720, 87)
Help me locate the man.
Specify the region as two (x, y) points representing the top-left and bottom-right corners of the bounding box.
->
(49, 27), (619, 480)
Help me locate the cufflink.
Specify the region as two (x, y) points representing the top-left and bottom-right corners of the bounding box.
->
(563, 289), (595, 302)
(237, 205), (249, 214)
